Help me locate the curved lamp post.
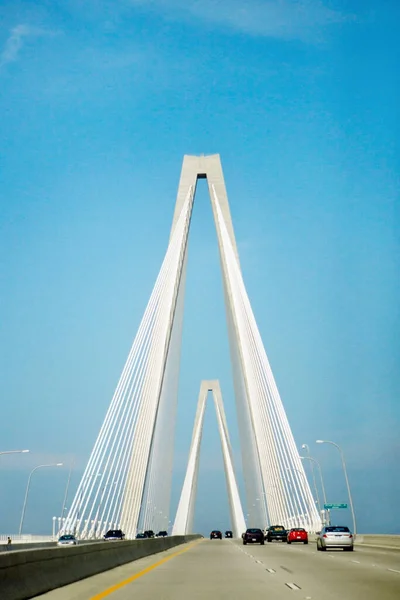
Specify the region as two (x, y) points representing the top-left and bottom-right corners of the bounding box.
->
(299, 455), (327, 505)
(301, 444), (320, 511)
(60, 458), (75, 525)
(0, 450), (29, 457)
(19, 463), (63, 535)
(316, 440), (356, 535)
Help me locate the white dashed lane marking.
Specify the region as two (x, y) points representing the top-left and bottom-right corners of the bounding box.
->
(285, 582), (301, 590)
(266, 568), (276, 573)
(387, 569), (400, 574)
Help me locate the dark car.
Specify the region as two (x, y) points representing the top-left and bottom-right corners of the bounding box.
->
(225, 530), (233, 538)
(156, 531), (168, 537)
(144, 530), (155, 538)
(104, 529), (125, 541)
(136, 533), (147, 539)
(265, 525), (287, 542)
(243, 528), (264, 545)
(210, 530), (222, 540)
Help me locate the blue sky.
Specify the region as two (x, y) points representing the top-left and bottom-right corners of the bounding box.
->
(0, 0), (399, 536)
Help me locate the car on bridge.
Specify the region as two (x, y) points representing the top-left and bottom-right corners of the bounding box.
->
(265, 525), (287, 542)
(144, 530), (155, 538)
(243, 528), (264, 545)
(136, 533), (147, 539)
(104, 529), (125, 541)
(210, 530), (222, 540)
(287, 528), (308, 544)
(57, 534), (77, 546)
(317, 526), (354, 551)
(225, 530), (233, 538)
(156, 531), (168, 537)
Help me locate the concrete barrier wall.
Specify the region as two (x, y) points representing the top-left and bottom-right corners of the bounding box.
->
(355, 534), (400, 549)
(0, 542), (55, 554)
(0, 539), (104, 554)
(0, 535), (201, 600)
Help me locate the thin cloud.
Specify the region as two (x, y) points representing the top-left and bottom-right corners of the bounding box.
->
(129, 0), (348, 40)
(0, 24), (55, 70)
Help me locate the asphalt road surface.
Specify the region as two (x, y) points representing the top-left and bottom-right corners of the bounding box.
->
(37, 538), (400, 600)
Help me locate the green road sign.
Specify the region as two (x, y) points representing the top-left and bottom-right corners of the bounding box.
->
(324, 503), (348, 510)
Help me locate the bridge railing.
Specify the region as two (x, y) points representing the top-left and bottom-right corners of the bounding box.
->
(0, 534), (53, 544)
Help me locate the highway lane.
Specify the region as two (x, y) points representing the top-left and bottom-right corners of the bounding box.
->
(239, 540), (400, 599)
(37, 538), (400, 600)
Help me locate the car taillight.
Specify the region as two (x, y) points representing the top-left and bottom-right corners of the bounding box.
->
(349, 534), (353, 538)
(323, 534), (327, 538)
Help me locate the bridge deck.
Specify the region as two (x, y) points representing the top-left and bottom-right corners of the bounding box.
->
(37, 539), (400, 600)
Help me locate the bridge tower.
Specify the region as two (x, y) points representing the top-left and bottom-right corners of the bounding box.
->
(172, 380), (246, 538)
(62, 155), (321, 539)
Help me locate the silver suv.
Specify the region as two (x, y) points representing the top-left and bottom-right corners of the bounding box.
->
(317, 525), (354, 551)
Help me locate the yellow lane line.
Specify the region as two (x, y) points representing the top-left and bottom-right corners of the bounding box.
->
(90, 539), (202, 600)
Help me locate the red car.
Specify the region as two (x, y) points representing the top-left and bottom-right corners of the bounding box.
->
(287, 528), (308, 544)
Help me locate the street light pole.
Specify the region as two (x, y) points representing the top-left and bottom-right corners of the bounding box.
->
(286, 466), (307, 480)
(299, 456), (327, 505)
(301, 444), (320, 512)
(60, 458), (74, 524)
(0, 450), (30, 457)
(300, 455), (328, 526)
(19, 463), (63, 535)
(316, 440), (356, 536)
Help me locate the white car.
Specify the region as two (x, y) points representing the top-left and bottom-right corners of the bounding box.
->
(57, 534), (77, 546)
(317, 526), (354, 551)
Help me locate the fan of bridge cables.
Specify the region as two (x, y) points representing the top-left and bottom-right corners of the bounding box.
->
(211, 185), (321, 532)
(63, 187), (194, 539)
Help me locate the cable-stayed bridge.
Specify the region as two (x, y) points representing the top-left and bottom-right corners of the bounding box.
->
(62, 154), (321, 540)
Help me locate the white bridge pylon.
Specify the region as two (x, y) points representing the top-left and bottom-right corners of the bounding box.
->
(62, 154), (321, 540)
(172, 381), (246, 538)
